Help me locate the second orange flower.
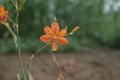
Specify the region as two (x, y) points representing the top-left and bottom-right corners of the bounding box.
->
(0, 5), (8, 23)
(40, 22), (68, 51)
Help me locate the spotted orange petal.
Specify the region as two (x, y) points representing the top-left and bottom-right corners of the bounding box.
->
(52, 42), (58, 51)
(44, 26), (53, 35)
(56, 37), (68, 45)
(4, 11), (8, 15)
(40, 35), (52, 43)
(58, 29), (67, 37)
(3, 11), (8, 20)
(0, 6), (8, 22)
(51, 22), (59, 35)
(0, 5), (4, 11)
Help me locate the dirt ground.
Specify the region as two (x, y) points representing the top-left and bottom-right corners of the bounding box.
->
(0, 48), (120, 80)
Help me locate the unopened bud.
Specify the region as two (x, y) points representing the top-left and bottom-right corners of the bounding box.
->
(21, 0), (25, 4)
(19, 0), (25, 11)
(65, 26), (68, 30)
(70, 26), (80, 35)
(54, 16), (57, 22)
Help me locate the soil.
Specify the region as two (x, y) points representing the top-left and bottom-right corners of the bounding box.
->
(0, 49), (120, 80)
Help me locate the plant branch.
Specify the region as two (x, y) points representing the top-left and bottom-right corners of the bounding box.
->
(15, 8), (26, 80)
(28, 43), (49, 69)
(51, 52), (64, 80)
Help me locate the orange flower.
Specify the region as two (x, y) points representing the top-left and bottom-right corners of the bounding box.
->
(0, 5), (8, 23)
(40, 22), (68, 51)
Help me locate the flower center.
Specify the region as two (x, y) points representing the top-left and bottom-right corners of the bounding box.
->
(52, 35), (57, 39)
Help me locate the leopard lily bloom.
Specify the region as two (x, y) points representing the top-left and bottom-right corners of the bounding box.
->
(0, 5), (8, 23)
(40, 22), (68, 51)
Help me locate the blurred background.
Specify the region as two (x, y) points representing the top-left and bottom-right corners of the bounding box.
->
(0, 0), (120, 53)
(0, 0), (120, 80)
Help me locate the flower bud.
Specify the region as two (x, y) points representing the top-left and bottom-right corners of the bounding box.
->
(70, 26), (80, 35)
(21, 0), (25, 5)
(54, 16), (57, 22)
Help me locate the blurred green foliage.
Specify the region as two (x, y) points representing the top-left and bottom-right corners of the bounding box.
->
(0, 0), (120, 53)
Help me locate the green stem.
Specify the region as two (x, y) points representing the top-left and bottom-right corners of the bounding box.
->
(10, 0), (17, 9)
(17, 42), (26, 80)
(16, 10), (19, 25)
(2, 21), (25, 79)
(29, 43), (49, 69)
(10, 0), (26, 79)
(16, 10), (26, 80)
(17, 73), (21, 80)
(2, 22), (17, 47)
(8, 17), (15, 24)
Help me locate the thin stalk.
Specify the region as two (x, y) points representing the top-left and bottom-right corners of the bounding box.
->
(6, 25), (16, 38)
(17, 44), (26, 80)
(16, 10), (26, 80)
(2, 21), (25, 79)
(10, 0), (17, 9)
(8, 17), (15, 24)
(17, 73), (21, 80)
(29, 43), (49, 69)
(51, 52), (64, 80)
(33, 43), (49, 58)
(16, 10), (19, 26)
(2, 21), (17, 47)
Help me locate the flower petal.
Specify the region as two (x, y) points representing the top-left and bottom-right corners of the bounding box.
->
(44, 26), (53, 35)
(0, 19), (2, 23)
(3, 15), (8, 20)
(58, 29), (67, 37)
(40, 35), (52, 43)
(56, 37), (68, 45)
(51, 22), (59, 34)
(4, 11), (8, 15)
(52, 42), (58, 51)
(0, 5), (8, 23)
(0, 5), (4, 11)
